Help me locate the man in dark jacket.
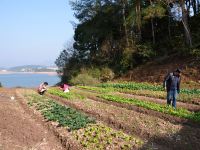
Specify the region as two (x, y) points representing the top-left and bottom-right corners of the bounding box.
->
(163, 68), (181, 108)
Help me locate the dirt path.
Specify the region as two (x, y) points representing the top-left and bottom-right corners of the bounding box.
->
(0, 88), (63, 150)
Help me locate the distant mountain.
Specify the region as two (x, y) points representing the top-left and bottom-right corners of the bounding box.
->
(0, 67), (6, 70)
(8, 65), (57, 72)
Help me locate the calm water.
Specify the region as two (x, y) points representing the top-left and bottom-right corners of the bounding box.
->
(0, 73), (60, 88)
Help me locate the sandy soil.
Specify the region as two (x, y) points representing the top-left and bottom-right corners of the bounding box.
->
(0, 88), (63, 150)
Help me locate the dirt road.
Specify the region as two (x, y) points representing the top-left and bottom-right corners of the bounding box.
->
(0, 88), (63, 150)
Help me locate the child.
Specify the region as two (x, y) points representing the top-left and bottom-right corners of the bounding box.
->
(38, 82), (48, 95)
(60, 83), (70, 93)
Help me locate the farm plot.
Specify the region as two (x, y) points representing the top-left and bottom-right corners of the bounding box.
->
(21, 90), (143, 150)
(97, 82), (200, 104)
(75, 86), (200, 124)
(77, 85), (200, 111)
(47, 88), (200, 150)
(99, 95), (200, 122)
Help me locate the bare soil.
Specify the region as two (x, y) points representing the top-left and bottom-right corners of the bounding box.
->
(0, 88), (64, 150)
(123, 57), (200, 84)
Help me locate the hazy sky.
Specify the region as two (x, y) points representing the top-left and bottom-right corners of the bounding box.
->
(0, 0), (75, 68)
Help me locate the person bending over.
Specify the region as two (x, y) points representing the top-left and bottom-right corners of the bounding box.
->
(59, 83), (70, 93)
(38, 82), (48, 95)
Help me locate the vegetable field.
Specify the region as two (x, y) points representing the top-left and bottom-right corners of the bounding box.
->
(16, 82), (200, 150)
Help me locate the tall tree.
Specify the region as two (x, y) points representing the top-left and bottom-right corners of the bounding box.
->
(135, 0), (142, 40)
(180, 0), (192, 47)
(121, 0), (130, 47)
(143, 0), (166, 44)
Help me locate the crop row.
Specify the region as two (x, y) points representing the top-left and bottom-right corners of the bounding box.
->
(73, 124), (142, 149)
(98, 82), (200, 95)
(99, 94), (200, 122)
(48, 88), (84, 100)
(77, 85), (113, 93)
(49, 87), (200, 122)
(27, 94), (94, 130)
(35, 88), (200, 149)
(115, 89), (200, 103)
(25, 91), (143, 149)
(99, 82), (163, 91)
(78, 85), (200, 103)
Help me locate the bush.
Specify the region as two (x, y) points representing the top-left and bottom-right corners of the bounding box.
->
(69, 67), (114, 84)
(70, 73), (99, 85)
(120, 48), (133, 72)
(0, 82), (2, 87)
(133, 43), (156, 64)
(100, 67), (115, 82)
(191, 48), (200, 58)
(80, 67), (101, 79)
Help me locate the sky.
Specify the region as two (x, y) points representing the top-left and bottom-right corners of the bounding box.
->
(0, 0), (76, 68)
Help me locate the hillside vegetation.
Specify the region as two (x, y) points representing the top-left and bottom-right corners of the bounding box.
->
(55, 0), (200, 84)
(123, 56), (200, 87)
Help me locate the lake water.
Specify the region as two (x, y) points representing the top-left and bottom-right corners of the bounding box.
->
(0, 73), (60, 88)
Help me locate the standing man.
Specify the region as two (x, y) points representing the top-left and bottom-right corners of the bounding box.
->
(163, 68), (181, 108)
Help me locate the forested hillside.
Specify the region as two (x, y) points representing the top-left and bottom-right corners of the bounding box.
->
(56, 0), (200, 83)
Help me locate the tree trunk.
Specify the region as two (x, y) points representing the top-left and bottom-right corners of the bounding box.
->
(122, 0), (130, 47)
(167, 4), (171, 41)
(151, 18), (155, 45)
(180, 0), (192, 47)
(136, 0), (142, 41)
(150, 0), (155, 44)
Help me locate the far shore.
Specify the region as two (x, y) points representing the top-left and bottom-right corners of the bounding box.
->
(0, 71), (58, 76)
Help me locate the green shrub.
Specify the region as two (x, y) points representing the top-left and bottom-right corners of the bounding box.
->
(191, 48), (200, 58)
(100, 67), (115, 82)
(133, 43), (156, 64)
(0, 82), (2, 87)
(120, 48), (133, 72)
(81, 67), (101, 79)
(70, 73), (99, 85)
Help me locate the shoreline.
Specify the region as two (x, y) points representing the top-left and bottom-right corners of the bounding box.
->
(0, 71), (57, 76)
